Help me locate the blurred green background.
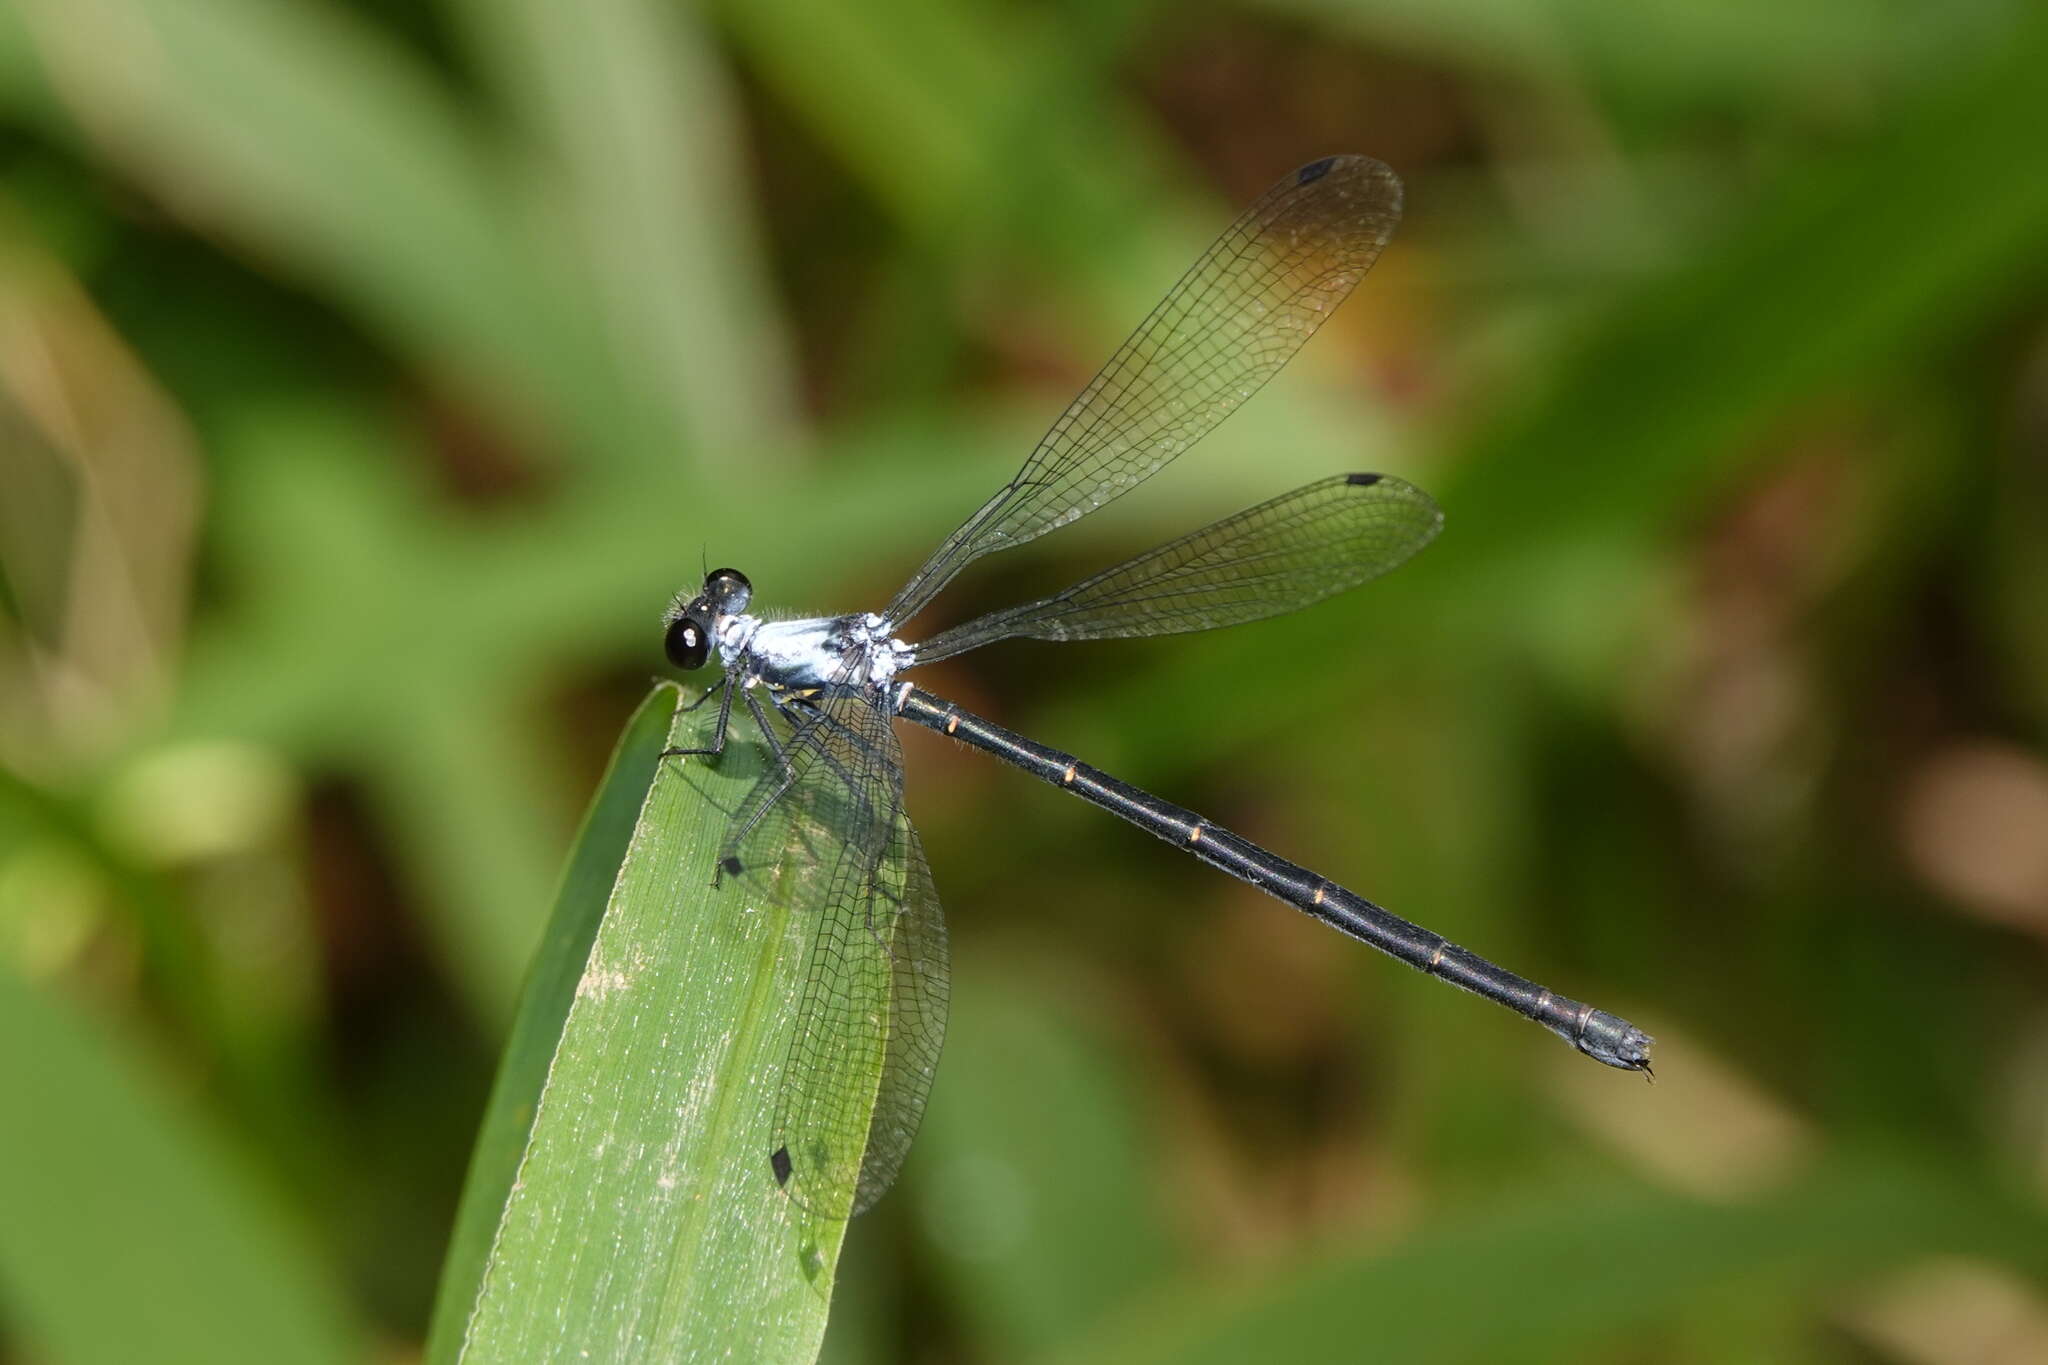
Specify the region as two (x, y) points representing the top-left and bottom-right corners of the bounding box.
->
(4, 0), (2048, 1360)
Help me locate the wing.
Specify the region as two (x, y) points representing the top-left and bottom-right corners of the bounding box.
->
(819, 811), (947, 1217)
(722, 690), (949, 1219)
(911, 472), (1441, 665)
(882, 155), (1402, 632)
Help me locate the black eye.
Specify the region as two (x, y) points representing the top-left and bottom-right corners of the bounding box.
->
(664, 618), (710, 671)
(705, 567), (752, 613)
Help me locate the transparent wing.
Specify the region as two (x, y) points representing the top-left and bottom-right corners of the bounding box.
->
(823, 812), (946, 1216)
(721, 690), (949, 1219)
(883, 155), (1402, 631)
(911, 473), (1441, 665)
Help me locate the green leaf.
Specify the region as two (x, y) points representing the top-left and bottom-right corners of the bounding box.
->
(1062, 1156), (2048, 1364)
(14, 0), (646, 464)
(449, 684), (858, 1363)
(1439, 3), (2048, 585)
(440, 0), (805, 459)
(0, 964), (368, 1365)
(426, 685), (684, 1362)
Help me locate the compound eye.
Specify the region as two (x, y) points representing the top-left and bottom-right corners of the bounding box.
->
(705, 567), (752, 613)
(664, 617), (710, 671)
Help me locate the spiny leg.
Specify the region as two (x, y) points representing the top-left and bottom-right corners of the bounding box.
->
(781, 694), (904, 954)
(662, 677), (736, 760)
(773, 694), (888, 874)
(717, 692), (888, 889)
(747, 688), (794, 771)
(753, 691), (847, 871)
(678, 683), (723, 714)
(710, 688), (819, 887)
(777, 694), (887, 856)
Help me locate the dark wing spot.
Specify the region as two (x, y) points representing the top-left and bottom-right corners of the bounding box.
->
(720, 855), (743, 877)
(770, 1145), (793, 1186)
(1346, 471), (1382, 486)
(1297, 156), (1337, 185)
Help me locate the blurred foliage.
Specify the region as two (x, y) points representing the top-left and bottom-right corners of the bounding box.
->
(2, 0), (2046, 1361)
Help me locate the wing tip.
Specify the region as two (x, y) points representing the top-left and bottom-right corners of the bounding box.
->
(1297, 156), (1339, 185)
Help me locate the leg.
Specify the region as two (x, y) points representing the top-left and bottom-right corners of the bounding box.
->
(761, 692), (879, 874)
(715, 693), (886, 888)
(662, 677), (735, 760)
(777, 692), (900, 889)
(678, 683), (724, 714)
(709, 688), (811, 888)
(774, 693), (888, 836)
(747, 688), (794, 771)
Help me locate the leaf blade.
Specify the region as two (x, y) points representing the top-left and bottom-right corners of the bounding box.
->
(453, 685), (859, 1363)
(427, 684), (684, 1362)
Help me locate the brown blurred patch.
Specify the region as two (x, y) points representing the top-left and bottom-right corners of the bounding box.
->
(1901, 741), (2048, 936)
(1844, 1257), (2048, 1365)
(1549, 1021), (1814, 1200)
(1138, 18), (1475, 198)
(1651, 443), (1861, 837)
(0, 207), (202, 772)
(408, 388), (553, 507)
(1179, 887), (1347, 1067)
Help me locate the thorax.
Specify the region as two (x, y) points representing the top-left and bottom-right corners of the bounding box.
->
(722, 612), (911, 692)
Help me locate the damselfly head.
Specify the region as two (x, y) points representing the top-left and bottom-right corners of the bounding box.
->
(661, 568), (752, 672)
